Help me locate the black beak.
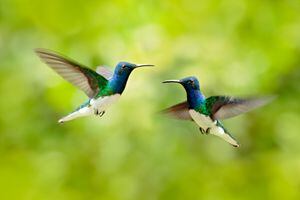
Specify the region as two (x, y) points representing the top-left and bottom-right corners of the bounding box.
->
(162, 79), (182, 84)
(135, 64), (155, 68)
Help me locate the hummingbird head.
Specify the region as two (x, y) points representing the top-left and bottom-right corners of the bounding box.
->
(114, 62), (154, 76)
(110, 62), (154, 94)
(163, 76), (204, 109)
(162, 76), (200, 91)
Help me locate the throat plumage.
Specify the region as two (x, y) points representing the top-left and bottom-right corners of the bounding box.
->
(186, 89), (205, 109)
(108, 73), (131, 94)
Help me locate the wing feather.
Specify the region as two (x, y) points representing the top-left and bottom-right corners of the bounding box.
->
(161, 101), (192, 121)
(206, 96), (275, 120)
(96, 66), (113, 80)
(35, 48), (108, 98)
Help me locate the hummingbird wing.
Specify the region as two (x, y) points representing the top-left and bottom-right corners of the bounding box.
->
(96, 66), (113, 80)
(206, 96), (275, 120)
(161, 101), (193, 121)
(35, 48), (108, 98)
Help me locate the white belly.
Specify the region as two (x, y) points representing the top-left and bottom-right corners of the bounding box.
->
(90, 94), (121, 112)
(189, 109), (239, 147)
(58, 94), (121, 123)
(189, 109), (224, 136)
(189, 110), (215, 129)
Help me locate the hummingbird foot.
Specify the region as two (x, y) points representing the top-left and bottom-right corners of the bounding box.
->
(94, 109), (105, 117)
(205, 128), (211, 134)
(199, 127), (205, 134)
(98, 111), (105, 117)
(94, 109), (99, 115)
(199, 127), (211, 135)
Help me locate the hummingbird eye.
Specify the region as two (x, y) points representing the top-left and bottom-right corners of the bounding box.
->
(121, 64), (126, 69)
(188, 80), (195, 87)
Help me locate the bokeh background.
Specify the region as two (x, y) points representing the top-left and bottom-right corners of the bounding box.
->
(1, 0), (300, 199)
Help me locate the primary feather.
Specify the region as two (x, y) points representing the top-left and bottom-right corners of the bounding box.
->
(161, 101), (192, 121)
(35, 48), (108, 98)
(206, 96), (275, 120)
(96, 66), (113, 80)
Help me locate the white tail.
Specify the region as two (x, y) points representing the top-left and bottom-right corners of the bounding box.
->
(210, 127), (240, 147)
(217, 132), (240, 147)
(58, 106), (93, 123)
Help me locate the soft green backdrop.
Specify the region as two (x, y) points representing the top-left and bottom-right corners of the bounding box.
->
(0, 0), (300, 199)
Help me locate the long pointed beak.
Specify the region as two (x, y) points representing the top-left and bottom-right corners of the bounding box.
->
(162, 79), (182, 84)
(135, 64), (154, 68)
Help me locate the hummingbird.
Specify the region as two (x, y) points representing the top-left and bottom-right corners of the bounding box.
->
(35, 48), (154, 123)
(162, 76), (274, 147)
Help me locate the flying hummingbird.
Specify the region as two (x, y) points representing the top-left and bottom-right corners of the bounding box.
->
(162, 76), (274, 147)
(35, 48), (154, 123)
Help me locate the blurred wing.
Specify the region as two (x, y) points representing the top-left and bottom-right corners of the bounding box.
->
(35, 48), (108, 98)
(96, 66), (113, 80)
(161, 101), (192, 121)
(206, 96), (275, 120)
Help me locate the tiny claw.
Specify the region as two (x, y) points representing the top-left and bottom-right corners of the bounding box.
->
(205, 128), (211, 134)
(199, 127), (205, 134)
(99, 111), (105, 117)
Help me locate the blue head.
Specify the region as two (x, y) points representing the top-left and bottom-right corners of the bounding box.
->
(163, 76), (205, 109)
(109, 62), (154, 94)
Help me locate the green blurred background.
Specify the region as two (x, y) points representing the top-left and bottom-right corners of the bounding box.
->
(1, 0), (300, 199)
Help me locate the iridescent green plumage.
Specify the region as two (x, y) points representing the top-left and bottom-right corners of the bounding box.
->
(96, 84), (115, 97)
(195, 102), (210, 116)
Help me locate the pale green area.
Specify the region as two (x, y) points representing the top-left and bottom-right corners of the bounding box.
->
(0, 0), (300, 199)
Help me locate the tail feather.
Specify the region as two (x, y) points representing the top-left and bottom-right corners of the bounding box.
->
(58, 112), (77, 123)
(58, 106), (93, 123)
(210, 122), (240, 147)
(219, 131), (240, 147)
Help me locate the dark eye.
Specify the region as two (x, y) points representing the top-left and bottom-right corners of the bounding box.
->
(121, 64), (126, 69)
(189, 80), (194, 84)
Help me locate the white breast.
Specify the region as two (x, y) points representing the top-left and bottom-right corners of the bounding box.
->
(90, 94), (121, 112)
(189, 109), (215, 129)
(189, 109), (224, 136)
(189, 109), (239, 147)
(189, 109), (229, 138)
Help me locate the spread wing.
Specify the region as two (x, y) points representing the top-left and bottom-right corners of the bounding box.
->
(35, 48), (108, 98)
(206, 96), (275, 120)
(96, 66), (113, 80)
(161, 101), (192, 121)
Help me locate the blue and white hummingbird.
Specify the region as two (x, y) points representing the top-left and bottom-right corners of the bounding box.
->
(35, 48), (154, 123)
(162, 76), (274, 147)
